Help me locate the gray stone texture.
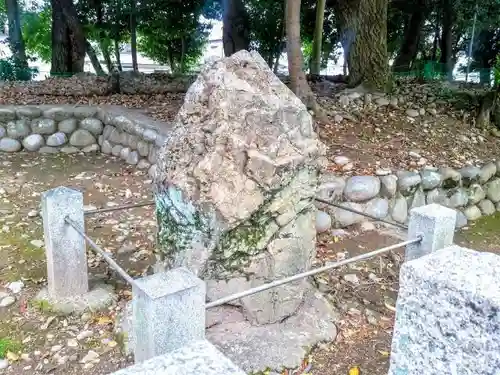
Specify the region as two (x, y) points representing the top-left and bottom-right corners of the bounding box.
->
(316, 210), (332, 232)
(364, 197), (389, 219)
(43, 107), (73, 121)
(467, 183), (486, 205)
(79, 118), (103, 135)
(455, 210), (468, 228)
(426, 188), (449, 206)
(0, 108), (15, 121)
(332, 201), (366, 227)
(31, 118), (56, 135)
(0, 125), (5, 138)
(448, 187), (468, 208)
(389, 245), (500, 375)
(70, 129), (96, 147)
(126, 150), (140, 165)
(478, 199), (495, 215)
(109, 340), (246, 375)
(316, 174), (345, 204)
(440, 167), (461, 188)
(153, 51), (325, 325)
(464, 205), (482, 220)
(420, 169), (441, 190)
(486, 178), (500, 202)
(58, 118), (78, 134)
(397, 171), (421, 196)
(101, 140), (113, 154)
(6, 119), (30, 139)
(0, 137), (22, 152)
(47, 132), (68, 147)
(22, 134), (45, 151)
(479, 161), (497, 184)
(16, 106), (42, 119)
(380, 174), (398, 198)
(391, 196), (408, 223)
(459, 165), (481, 187)
(132, 268), (206, 363)
(41, 187), (88, 299)
(344, 176), (381, 202)
(405, 203), (456, 262)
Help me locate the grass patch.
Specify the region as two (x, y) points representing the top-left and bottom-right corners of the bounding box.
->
(0, 338), (22, 359)
(461, 212), (500, 241)
(31, 299), (53, 314)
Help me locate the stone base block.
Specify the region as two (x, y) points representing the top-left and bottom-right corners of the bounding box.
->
(116, 290), (337, 374)
(35, 282), (116, 315)
(109, 340), (245, 375)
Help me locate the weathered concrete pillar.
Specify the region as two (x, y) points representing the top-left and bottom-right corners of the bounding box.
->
(405, 203), (456, 262)
(42, 186), (88, 298)
(389, 245), (500, 374)
(132, 267), (206, 363)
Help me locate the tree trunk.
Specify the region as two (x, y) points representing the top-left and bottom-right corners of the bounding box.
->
(310, 0), (326, 75)
(86, 41), (105, 75)
(431, 17), (439, 61)
(480, 66), (491, 86)
(180, 36), (186, 73)
(286, 0), (324, 120)
(114, 39), (123, 71)
(392, 2), (425, 72)
(50, 0), (86, 74)
(130, 0), (138, 72)
(439, 0), (453, 81)
(334, 0), (389, 90)
(5, 0), (27, 67)
(99, 39), (113, 72)
(222, 0), (250, 56)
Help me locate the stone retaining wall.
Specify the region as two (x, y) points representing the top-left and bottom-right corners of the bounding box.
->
(0, 105), (171, 180)
(316, 164), (500, 231)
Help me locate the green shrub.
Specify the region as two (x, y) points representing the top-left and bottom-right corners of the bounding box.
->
(0, 56), (38, 81)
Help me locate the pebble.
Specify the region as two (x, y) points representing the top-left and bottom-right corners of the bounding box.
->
(375, 168), (391, 176)
(80, 312), (92, 322)
(51, 345), (63, 352)
(30, 239), (44, 248)
(27, 210), (38, 218)
(0, 296), (16, 307)
(80, 350), (99, 364)
(343, 274), (360, 285)
(77, 330), (94, 341)
(7, 280), (24, 294)
(0, 359), (8, 369)
(333, 155), (350, 166)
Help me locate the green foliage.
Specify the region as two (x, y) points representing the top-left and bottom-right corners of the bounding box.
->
(138, 0), (210, 73)
(0, 56), (38, 81)
(494, 55), (500, 85)
(22, 6), (52, 63)
(0, 338), (22, 359)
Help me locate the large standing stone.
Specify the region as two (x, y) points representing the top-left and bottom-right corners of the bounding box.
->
(22, 134), (45, 151)
(0, 137), (22, 152)
(485, 178), (500, 202)
(70, 129), (96, 147)
(6, 120), (30, 139)
(390, 196), (408, 223)
(389, 246), (500, 375)
(31, 118), (56, 135)
(153, 51), (325, 325)
(80, 118), (104, 136)
(344, 176), (381, 202)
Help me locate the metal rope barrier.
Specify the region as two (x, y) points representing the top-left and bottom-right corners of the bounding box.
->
(205, 235), (422, 309)
(65, 216), (139, 288)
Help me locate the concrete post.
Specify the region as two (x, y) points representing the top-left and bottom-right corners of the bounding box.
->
(132, 267), (206, 363)
(389, 245), (500, 375)
(405, 203), (456, 262)
(42, 186), (88, 299)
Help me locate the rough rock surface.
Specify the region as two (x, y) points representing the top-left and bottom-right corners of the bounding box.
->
(153, 50), (325, 326)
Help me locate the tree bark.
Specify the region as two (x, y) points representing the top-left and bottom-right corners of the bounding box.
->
(86, 41), (105, 75)
(431, 15), (439, 61)
(5, 0), (28, 67)
(439, 0), (453, 81)
(334, 0), (389, 90)
(50, 0), (86, 75)
(392, 1), (426, 72)
(99, 39), (113, 72)
(130, 0), (138, 72)
(222, 0), (250, 56)
(114, 39), (123, 71)
(286, 0), (324, 120)
(310, 0), (326, 75)
(480, 68), (491, 86)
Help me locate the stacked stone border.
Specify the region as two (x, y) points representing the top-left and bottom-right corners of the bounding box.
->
(1, 105), (500, 232)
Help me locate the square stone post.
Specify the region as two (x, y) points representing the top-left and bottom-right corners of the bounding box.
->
(42, 186), (88, 299)
(405, 203), (456, 262)
(389, 245), (500, 375)
(132, 267), (206, 363)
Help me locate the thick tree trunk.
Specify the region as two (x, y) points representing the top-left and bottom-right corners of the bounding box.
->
(334, 0), (389, 90)
(431, 15), (439, 61)
(5, 0), (27, 67)
(392, 2), (425, 72)
(99, 40), (113, 72)
(130, 0), (138, 72)
(50, 0), (86, 74)
(86, 41), (105, 75)
(222, 0), (250, 56)
(286, 0), (325, 121)
(439, 0), (453, 81)
(310, 0), (326, 75)
(114, 39), (123, 71)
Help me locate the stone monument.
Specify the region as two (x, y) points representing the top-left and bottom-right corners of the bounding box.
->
(150, 50), (336, 372)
